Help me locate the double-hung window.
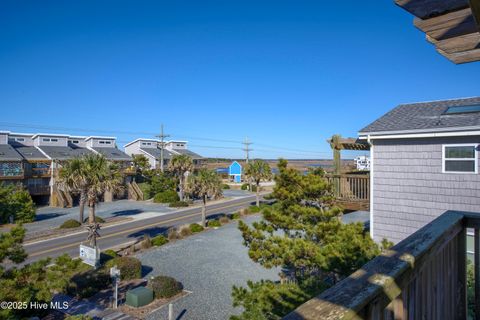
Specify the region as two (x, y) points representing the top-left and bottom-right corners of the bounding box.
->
(442, 144), (478, 173)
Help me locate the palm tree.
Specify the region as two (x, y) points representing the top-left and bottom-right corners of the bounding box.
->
(58, 158), (88, 223)
(185, 169), (222, 227)
(244, 159), (272, 207)
(169, 154), (194, 201)
(58, 154), (123, 225)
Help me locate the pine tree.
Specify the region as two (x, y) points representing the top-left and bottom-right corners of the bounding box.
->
(232, 159), (382, 319)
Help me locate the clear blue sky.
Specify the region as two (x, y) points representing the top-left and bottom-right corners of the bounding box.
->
(1, 1), (479, 159)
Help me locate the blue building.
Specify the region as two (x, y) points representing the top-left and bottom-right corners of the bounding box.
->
(228, 161), (242, 183)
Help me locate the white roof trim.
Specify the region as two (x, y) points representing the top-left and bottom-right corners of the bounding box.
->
(84, 136), (116, 141)
(359, 130), (480, 140)
(359, 125), (480, 137)
(34, 146), (52, 160)
(32, 133), (70, 139)
(124, 138), (160, 148)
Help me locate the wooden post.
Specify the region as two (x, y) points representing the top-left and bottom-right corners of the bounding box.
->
(458, 227), (467, 320)
(475, 229), (480, 318)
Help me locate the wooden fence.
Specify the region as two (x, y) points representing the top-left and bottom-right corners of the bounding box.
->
(326, 174), (369, 209)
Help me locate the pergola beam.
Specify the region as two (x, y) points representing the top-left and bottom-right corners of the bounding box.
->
(395, 0), (469, 19)
(469, 0), (480, 31)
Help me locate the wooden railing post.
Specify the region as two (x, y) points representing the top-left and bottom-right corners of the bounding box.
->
(475, 228), (480, 318)
(459, 227), (467, 320)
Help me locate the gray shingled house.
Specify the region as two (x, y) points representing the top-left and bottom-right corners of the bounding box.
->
(358, 97), (480, 244)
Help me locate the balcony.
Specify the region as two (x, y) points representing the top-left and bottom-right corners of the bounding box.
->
(0, 166), (24, 179)
(284, 210), (477, 320)
(27, 185), (51, 195)
(31, 167), (51, 177)
(326, 173), (370, 210)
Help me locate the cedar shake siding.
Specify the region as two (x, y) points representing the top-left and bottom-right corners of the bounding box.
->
(372, 136), (480, 244)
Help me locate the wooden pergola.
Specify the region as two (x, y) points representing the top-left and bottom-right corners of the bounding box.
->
(396, 0), (480, 64)
(327, 135), (369, 174)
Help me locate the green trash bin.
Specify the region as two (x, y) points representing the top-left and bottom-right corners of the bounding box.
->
(125, 286), (154, 307)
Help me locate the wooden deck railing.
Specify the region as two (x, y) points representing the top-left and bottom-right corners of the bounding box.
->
(326, 174), (369, 206)
(283, 210), (480, 320)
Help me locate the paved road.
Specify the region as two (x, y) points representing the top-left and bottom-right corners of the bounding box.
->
(19, 195), (258, 265)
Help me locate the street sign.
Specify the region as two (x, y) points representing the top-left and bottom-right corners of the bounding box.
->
(79, 244), (100, 267)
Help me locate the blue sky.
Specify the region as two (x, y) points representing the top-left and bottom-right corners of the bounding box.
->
(1, 1), (479, 159)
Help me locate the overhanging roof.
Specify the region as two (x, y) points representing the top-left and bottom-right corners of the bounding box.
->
(395, 0), (480, 64)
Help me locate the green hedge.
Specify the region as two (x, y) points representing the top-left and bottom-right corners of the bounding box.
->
(137, 182), (152, 199)
(228, 212), (241, 220)
(222, 184), (230, 189)
(149, 275), (183, 299)
(153, 190), (180, 203)
(249, 205), (262, 213)
(83, 216), (105, 223)
(241, 184), (248, 190)
(169, 201), (189, 208)
(207, 219), (221, 228)
(189, 223), (204, 233)
(59, 219), (81, 229)
(152, 235), (169, 246)
(67, 269), (111, 298)
(105, 257), (142, 280)
(101, 249), (118, 264)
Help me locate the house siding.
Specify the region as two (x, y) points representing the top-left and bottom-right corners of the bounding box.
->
(372, 136), (480, 244)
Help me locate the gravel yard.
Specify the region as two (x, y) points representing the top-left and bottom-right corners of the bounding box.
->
(136, 215), (280, 320)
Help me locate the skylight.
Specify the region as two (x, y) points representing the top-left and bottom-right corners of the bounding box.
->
(444, 104), (480, 114)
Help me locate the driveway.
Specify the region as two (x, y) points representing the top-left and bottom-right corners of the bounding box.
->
(136, 215), (280, 320)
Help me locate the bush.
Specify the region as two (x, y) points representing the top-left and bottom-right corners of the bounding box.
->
(149, 275), (183, 299)
(180, 227), (192, 237)
(67, 269), (111, 298)
(207, 219), (221, 228)
(137, 182), (152, 199)
(154, 190), (180, 204)
(105, 257), (142, 280)
(240, 208), (250, 216)
(83, 216), (105, 223)
(229, 212), (241, 220)
(189, 223), (204, 233)
(150, 174), (177, 195)
(241, 184), (248, 190)
(101, 249), (118, 263)
(167, 227), (180, 240)
(249, 205), (262, 213)
(59, 219), (81, 229)
(152, 235), (169, 246)
(222, 184), (230, 189)
(241, 184), (257, 192)
(219, 216), (230, 224)
(169, 201), (189, 208)
(0, 184), (36, 224)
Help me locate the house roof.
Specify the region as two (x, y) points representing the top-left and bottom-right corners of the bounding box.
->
(39, 146), (93, 160)
(91, 147), (132, 161)
(14, 146), (48, 161)
(140, 147), (175, 160)
(32, 133), (70, 139)
(172, 148), (203, 159)
(359, 97), (480, 135)
(85, 136), (116, 141)
(124, 138), (160, 148)
(0, 144), (23, 161)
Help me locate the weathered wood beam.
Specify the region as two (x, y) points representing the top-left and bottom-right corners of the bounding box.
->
(427, 33), (480, 53)
(437, 47), (480, 64)
(395, 0), (469, 19)
(414, 8), (477, 41)
(469, 0), (480, 31)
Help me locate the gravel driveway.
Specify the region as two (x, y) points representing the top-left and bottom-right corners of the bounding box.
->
(136, 215), (280, 320)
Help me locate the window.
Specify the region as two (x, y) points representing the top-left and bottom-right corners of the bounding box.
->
(51, 138), (58, 142)
(15, 138), (25, 142)
(442, 144), (478, 173)
(99, 141), (105, 144)
(443, 105), (480, 115)
(42, 138), (51, 142)
(105, 141), (111, 145)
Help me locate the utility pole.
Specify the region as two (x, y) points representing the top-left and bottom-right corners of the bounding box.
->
(242, 137), (253, 164)
(156, 124), (170, 172)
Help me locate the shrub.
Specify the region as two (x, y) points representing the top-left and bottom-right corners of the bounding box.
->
(150, 174), (177, 195)
(59, 219), (81, 229)
(207, 219), (221, 228)
(149, 275), (183, 299)
(137, 182), (152, 199)
(141, 235), (152, 249)
(251, 185), (258, 192)
(152, 235), (169, 246)
(241, 184), (248, 190)
(0, 184), (36, 224)
(153, 190), (180, 204)
(67, 269), (111, 298)
(219, 216), (230, 224)
(180, 227), (192, 237)
(249, 205), (262, 213)
(189, 223), (204, 233)
(222, 184), (230, 189)
(169, 201), (189, 208)
(229, 212), (241, 220)
(83, 216), (105, 223)
(167, 227), (180, 240)
(101, 249), (118, 263)
(239, 208), (250, 216)
(105, 257), (142, 280)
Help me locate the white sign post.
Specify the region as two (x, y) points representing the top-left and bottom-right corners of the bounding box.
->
(110, 266), (121, 309)
(79, 244), (100, 268)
